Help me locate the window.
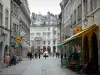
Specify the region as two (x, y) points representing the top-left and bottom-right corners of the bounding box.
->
(58, 33), (60, 36)
(78, 4), (82, 21)
(53, 40), (56, 44)
(5, 9), (9, 28)
(90, 0), (98, 12)
(71, 15), (73, 25)
(16, 25), (18, 33)
(14, 4), (16, 15)
(11, 2), (13, 13)
(37, 33), (41, 37)
(32, 33), (34, 35)
(44, 41), (46, 44)
(74, 10), (76, 24)
(13, 24), (16, 35)
(13, 4), (18, 17)
(84, 0), (88, 15)
(48, 41), (50, 44)
(48, 27), (50, 31)
(53, 28), (56, 35)
(0, 3), (3, 26)
(48, 32), (51, 37)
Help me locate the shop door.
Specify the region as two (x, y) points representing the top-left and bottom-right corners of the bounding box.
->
(91, 33), (98, 64)
(84, 36), (89, 63)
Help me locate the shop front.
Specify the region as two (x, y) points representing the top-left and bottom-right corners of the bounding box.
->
(68, 24), (98, 65)
(82, 25), (98, 64)
(58, 24), (98, 66)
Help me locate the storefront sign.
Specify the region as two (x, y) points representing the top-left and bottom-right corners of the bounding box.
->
(15, 37), (22, 43)
(20, 31), (25, 36)
(73, 26), (82, 34)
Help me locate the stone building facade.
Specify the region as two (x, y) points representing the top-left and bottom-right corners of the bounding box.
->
(0, 0), (11, 65)
(10, 0), (31, 57)
(30, 12), (60, 54)
(60, 0), (100, 68)
(19, 0), (31, 57)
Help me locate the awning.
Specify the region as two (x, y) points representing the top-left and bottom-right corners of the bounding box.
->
(57, 24), (98, 48)
(65, 24), (98, 42)
(57, 41), (67, 48)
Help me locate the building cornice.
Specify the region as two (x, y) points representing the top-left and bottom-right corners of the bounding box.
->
(20, 19), (30, 33)
(30, 25), (60, 27)
(13, 0), (22, 6)
(0, 26), (11, 32)
(20, 4), (31, 24)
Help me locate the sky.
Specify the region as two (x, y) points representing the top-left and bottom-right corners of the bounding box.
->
(28, 0), (62, 15)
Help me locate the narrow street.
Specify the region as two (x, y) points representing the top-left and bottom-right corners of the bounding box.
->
(0, 57), (82, 75)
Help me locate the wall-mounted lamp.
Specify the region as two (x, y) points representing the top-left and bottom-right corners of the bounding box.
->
(84, 16), (88, 27)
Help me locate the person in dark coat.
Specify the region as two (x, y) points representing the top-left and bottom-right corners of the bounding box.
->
(58, 52), (60, 58)
(44, 54), (46, 59)
(29, 52), (32, 60)
(56, 52), (58, 58)
(38, 53), (40, 59)
(35, 53), (37, 59)
(11, 55), (17, 65)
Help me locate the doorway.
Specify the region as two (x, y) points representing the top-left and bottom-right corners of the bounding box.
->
(53, 46), (56, 54)
(91, 33), (98, 64)
(4, 45), (8, 56)
(83, 36), (89, 63)
(0, 42), (3, 62)
(47, 46), (51, 53)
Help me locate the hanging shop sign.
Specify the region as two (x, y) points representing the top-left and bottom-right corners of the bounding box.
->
(15, 37), (22, 43)
(73, 26), (82, 34)
(20, 31), (25, 36)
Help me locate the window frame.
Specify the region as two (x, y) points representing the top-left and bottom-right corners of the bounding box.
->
(0, 3), (3, 26)
(5, 9), (9, 28)
(78, 4), (82, 21)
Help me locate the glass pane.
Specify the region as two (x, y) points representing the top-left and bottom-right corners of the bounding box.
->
(0, 13), (2, 26)
(0, 4), (3, 13)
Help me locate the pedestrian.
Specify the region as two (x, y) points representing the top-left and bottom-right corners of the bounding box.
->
(38, 53), (40, 59)
(64, 53), (66, 58)
(44, 54), (46, 59)
(58, 52), (60, 58)
(56, 52), (57, 58)
(61, 54), (63, 63)
(53, 53), (54, 57)
(4, 54), (10, 67)
(29, 52), (32, 60)
(11, 55), (16, 65)
(27, 52), (29, 58)
(32, 53), (34, 59)
(35, 53), (37, 59)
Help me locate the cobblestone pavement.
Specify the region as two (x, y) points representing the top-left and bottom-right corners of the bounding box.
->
(0, 58), (32, 75)
(22, 57), (82, 75)
(0, 56), (97, 75)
